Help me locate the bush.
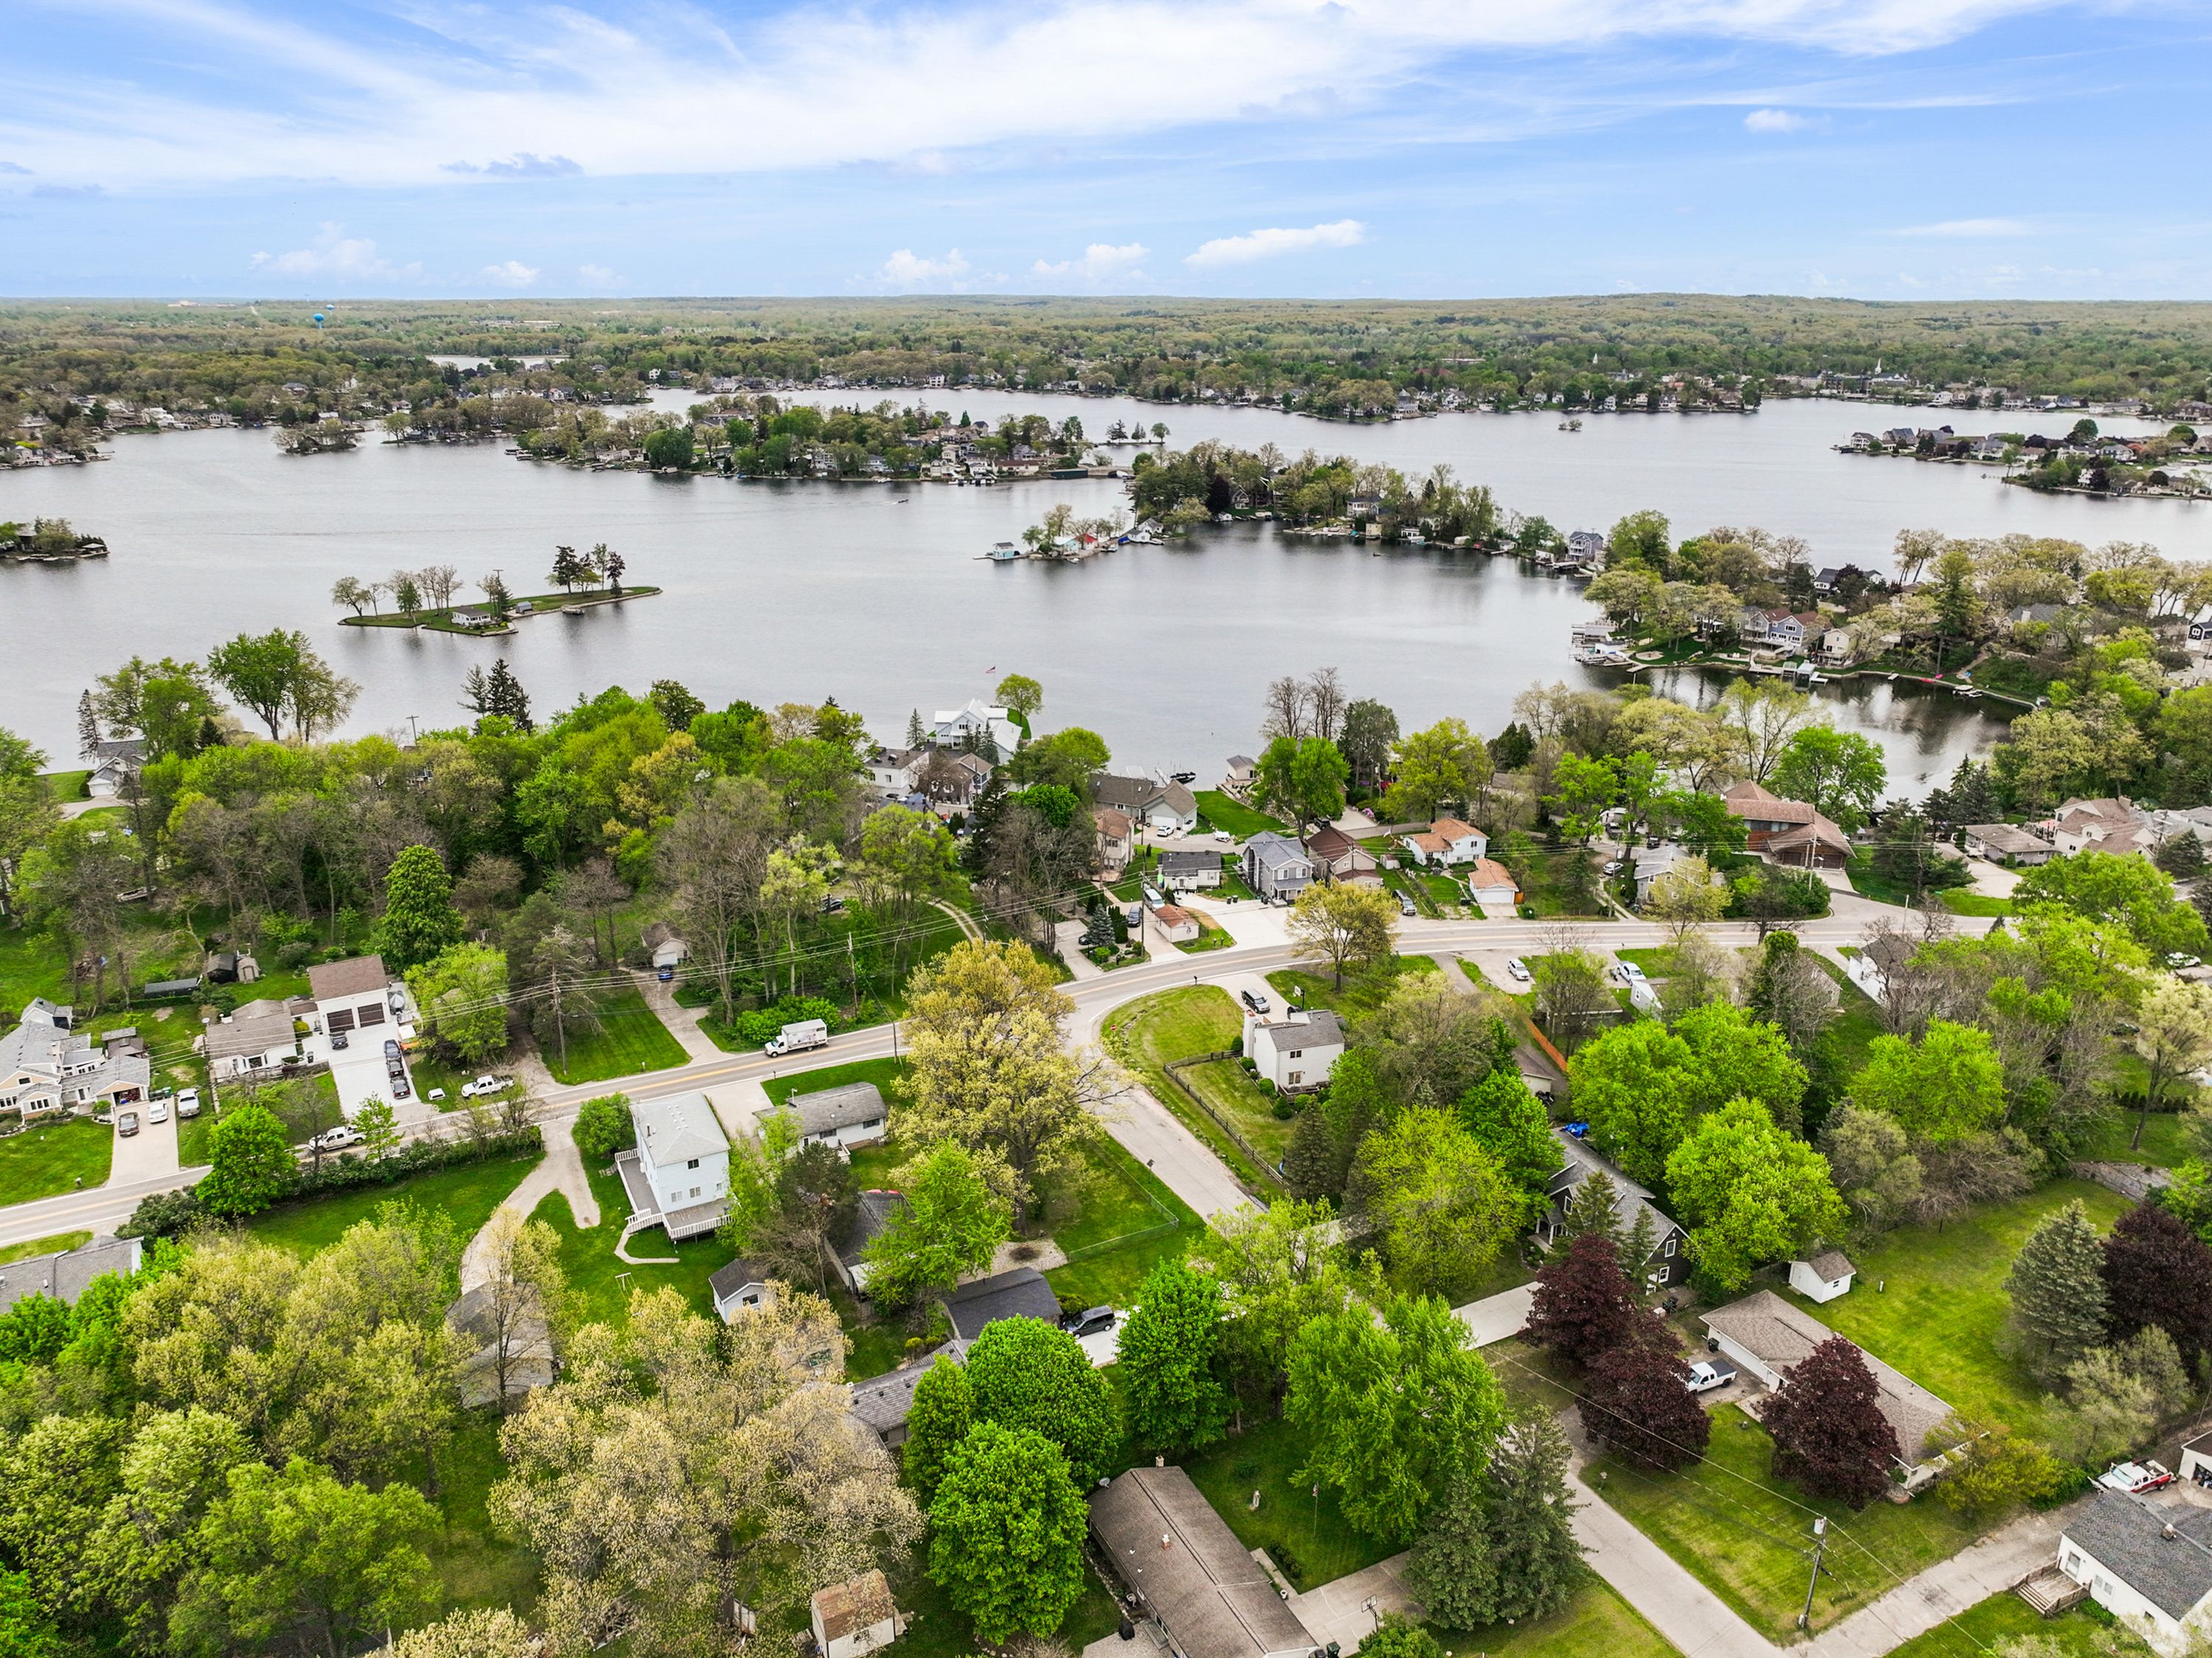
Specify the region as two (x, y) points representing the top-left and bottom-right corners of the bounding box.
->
(288, 1128), (542, 1202)
(572, 1095), (636, 1161)
(1271, 1097), (1297, 1120)
(1229, 1036), (1243, 1057)
(119, 1187), (205, 1240)
(731, 996), (841, 1047)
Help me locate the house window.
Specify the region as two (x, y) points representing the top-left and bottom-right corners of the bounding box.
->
(689, 1186), (702, 1200)
(1288, 1071), (1304, 1086)
(1289, 1050), (1303, 1060)
(687, 1158), (700, 1170)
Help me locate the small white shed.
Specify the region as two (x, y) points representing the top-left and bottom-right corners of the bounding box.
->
(811, 1569), (900, 1658)
(1788, 1250), (1858, 1305)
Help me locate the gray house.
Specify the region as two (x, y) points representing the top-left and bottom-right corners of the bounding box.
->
(781, 1081), (890, 1152)
(1241, 831), (1312, 902)
(0, 1235), (142, 1316)
(1539, 1128), (1689, 1290)
(1157, 850), (1222, 892)
(941, 1266), (1062, 1341)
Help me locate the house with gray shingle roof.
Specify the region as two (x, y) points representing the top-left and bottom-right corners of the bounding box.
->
(2059, 1492), (2212, 1654)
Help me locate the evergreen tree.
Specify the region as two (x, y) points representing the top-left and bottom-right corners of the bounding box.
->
(548, 545), (580, 592)
(2103, 1201), (2212, 1367)
(1581, 1331), (1708, 1471)
(2006, 1199), (2110, 1380)
(484, 659), (532, 732)
(1118, 1257), (1231, 1456)
(1410, 1415), (1585, 1628)
(76, 689), (100, 759)
(1284, 1101), (1339, 1202)
(1526, 1234), (1639, 1370)
(901, 1354), (973, 1508)
(1621, 1207), (1659, 1285)
(1551, 1169), (1626, 1258)
(1763, 1336), (1900, 1508)
(907, 708), (927, 749)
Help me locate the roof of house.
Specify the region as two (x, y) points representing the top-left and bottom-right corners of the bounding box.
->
(1766, 816), (1853, 856)
(445, 1283), (550, 1348)
(1467, 856), (1518, 889)
(2065, 1493), (2212, 1620)
(1243, 831), (1309, 870)
(634, 1091), (728, 1169)
(1158, 849), (1219, 873)
(204, 1010), (299, 1062)
(1964, 822), (2051, 855)
(1546, 1129), (1682, 1254)
(709, 1258), (773, 1300)
(941, 1266), (1062, 1341)
(1720, 780), (1818, 825)
(1863, 933), (1917, 971)
(1304, 825), (1360, 858)
(1803, 1250), (1857, 1282)
(1430, 817), (1480, 841)
(1404, 831), (1449, 854)
(839, 1190), (911, 1267)
(1096, 775), (1197, 818)
(1152, 903), (1195, 929)
(789, 1081), (888, 1137)
(0, 1236), (141, 1317)
(1095, 808), (1133, 838)
(849, 1362), (933, 1436)
(813, 1570), (897, 1643)
(306, 954), (389, 1003)
(1248, 1012), (1346, 1056)
(1089, 1466), (1315, 1658)
(1703, 1291), (1951, 1460)
(1226, 754), (1256, 768)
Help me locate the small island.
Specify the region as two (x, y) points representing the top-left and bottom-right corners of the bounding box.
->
(1, 517), (110, 561)
(333, 544), (657, 636)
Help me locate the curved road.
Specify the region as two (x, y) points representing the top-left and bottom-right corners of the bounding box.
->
(0, 911), (1883, 1249)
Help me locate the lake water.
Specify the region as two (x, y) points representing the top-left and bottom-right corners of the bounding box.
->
(7, 393), (2201, 794)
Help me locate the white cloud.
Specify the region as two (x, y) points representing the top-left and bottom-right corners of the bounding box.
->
(0, 0), (2073, 187)
(1031, 241), (1150, 288)
(1743, 108), (1812, 132)
(0, 161), (30, 175)
(1892, 217), (2031, 237)
(1186, 219), (1366, 268)
(251, 222), (411, 278)
(577, 263), (620, 287)
(479, 259), (540, 286)
(866, 249), (975, 292)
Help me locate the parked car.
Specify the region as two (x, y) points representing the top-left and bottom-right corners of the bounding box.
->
(657, 965), (675, 981)
(330, 1032), (349, 1050)
(819, 895), (846, 915)
(1602, 859), (1625, 875)
(116, 1111), (141, 1137)
(1060, 1305), (1116, 1338)
(1506, 958), (1532, 982)
(391, 1075), (411, 1100)
(2170, 953), (2202, 970)
(1240, 989), (1270, 1015)
(1397, 892), (1416, 916)
(1213, 830), (1232, 843)
(1619, 961), (1648, 982)
(176, 1087), (201, 1118)
(383, 1038), (400, 1058)
(2098, 1460), (2174, 1494)
(1685, 1359), (1736, 1394)
(310, 1124), (364, 1154)
(149, 1097), (170, 1125)
(427, 1086), (447, 1102)
(460, 1075), (507, 1099)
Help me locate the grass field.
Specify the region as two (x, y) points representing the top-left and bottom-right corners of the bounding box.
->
(540, 985), (688, 1084)
(1941, 892), (2013, 918)
(1266, 951), (1441, 1015)
(1431, 1577), (1685, 1658)
(245, 1148), (540, 1255)
(1175, 915), (1238, 953)
(338, 586), (661, 634)
(1194, 791), (1289, 838)
(1184, 1412), (1397, 1590)
(1781, 1178), (2130, 1432)
(427, 1418), (540, 1617)
(1183, 1055), (1298, 1165)
(1882, 1591), (2135, 1657)
(1043, 1136), (1200, 1308)
(0, 1228), (92, 1266)
(531, 1162), (728, 1328)
(762, 1054), (910, 1111)
(1592, 1402), (1984, 1637)
(2084, 1109), (2188, 1167)
(1102, 985), (1270, 1190)
(0, 1116), (114, 1205)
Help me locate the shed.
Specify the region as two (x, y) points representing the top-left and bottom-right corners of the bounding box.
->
(710, 1258), (776, 1321)
(1788, 1250), (1857, 1304)
(811, 1569), (901, 1658)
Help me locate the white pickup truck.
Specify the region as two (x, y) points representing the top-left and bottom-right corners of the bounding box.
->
(1685, 1359), (1737, 1394)
(764, 1019), (830, 1058)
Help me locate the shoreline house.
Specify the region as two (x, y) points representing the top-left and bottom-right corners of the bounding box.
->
(615, 1092), (732, 1241)
(1961, 822), (2055, 866)
(1157, 848), (1223, 892)
(1242, 1010), (1345, 1095)
(1399, 817), (1489, 867)
(1242, 831), (1314, 903)
(1740, 608), (1821, 653)
(1, 999), (150, 1120)
(1305, 824), (1380, 885)
(1224, 755), (1257, 787)
(1702, 1291), (1955, 1486)
(85, 736), (146, 799)
(1722, 780), (1851, 869)
(1096, 774), (1200, 836)
(2056, 1493), (2212, 1654)
(1095, 808), (1134, 874)
(2048, 797), (2154, 859)
(1091, 1466), (1315, 1658)
(1540, 1128), (1689, 1291)
(928, 699), (1022, 757)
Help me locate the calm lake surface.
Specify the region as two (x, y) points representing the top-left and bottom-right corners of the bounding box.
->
(7, 393), (2201, 792)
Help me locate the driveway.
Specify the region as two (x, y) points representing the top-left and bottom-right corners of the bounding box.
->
(107, 1106), (179, 1185)
(325, 1038), (417, 1120)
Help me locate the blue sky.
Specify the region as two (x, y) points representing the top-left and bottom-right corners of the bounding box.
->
(3, 0), (2208, 299)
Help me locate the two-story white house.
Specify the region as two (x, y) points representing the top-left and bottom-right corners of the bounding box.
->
(928, 700), (1021, 756)
(1399, 818), (1488, 867)
(305, 954), (413, 1050)
(617, 1092), (732, 1241)
(1242, 1010), (1346, 1094)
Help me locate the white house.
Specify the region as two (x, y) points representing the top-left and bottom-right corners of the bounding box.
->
(0, 999), (150, 1118)
(1096, 774), (1200, 836)
(709, 1257), (776, 1322)
(305, 954), (412, 1049)
(2058, 1493), (2212, 1656)
(778, 1081), (889, 1153)
(1788, 1251), (1857, 1304)
(1241, 1010), (1346, 1093)
(1962, 822), (2055, 866)
(1157, 850), (1222, 892)
(928, 699), (1021, 756)
(1225, 755), (1257, 785)
(1399, 818), (1488, 867)
(1150, 903), (1200, 944)
(811, 1570), (902, 1658)
(617, 1092), (731, 1241)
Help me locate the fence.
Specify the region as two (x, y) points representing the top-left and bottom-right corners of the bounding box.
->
(1163, 1050), (1288, 1191)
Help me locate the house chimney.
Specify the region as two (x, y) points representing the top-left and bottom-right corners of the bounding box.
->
(1161, 1533), (1172, 1552)
(1155, 1455), (1165, 1468)
(2166, 1524), (2181, 1541)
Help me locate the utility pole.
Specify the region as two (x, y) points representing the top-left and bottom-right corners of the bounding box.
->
(1798, 1516), (1827, 1631)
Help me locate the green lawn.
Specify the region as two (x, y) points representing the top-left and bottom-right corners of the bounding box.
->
(761, 1054), (910, 1111)
(428, 1417), (540, 1617)
(884, 1540), (1122, 1658)
(1174, 915), (1238, 953)
(1592, 1403), (1985, 1637)
(338, 586), (662, 634)
(2084, 1109), (2188, 1167)
(0, 1228), (92, 1266)
(1183, 1412), (1397, 1590)
(530, 1162), (728, 1328)
(1940, 892), (2013, 918)
(0, 1116), (114, 1204)
(1782, 1179), (2130, 1432)
(39, 769), (91, 801)
(245, 1148), (540, 1256)
(1881, 1592), (2137, 1657)
(1520, 850), (1612, 918)
(1182, 1056), (1298, 1165)
(1043, 1137), (1200, 1309)
(1844, 856), (1980, 912)
(1807, 954), (1887, 1085)
(1101, 985), (1270, 1190)
(1194, 791), (1289, 838)
(1266, 951), (1441, 1015)
(540, 985), (689, 1084)
(1430, 1577), (1684, 1658)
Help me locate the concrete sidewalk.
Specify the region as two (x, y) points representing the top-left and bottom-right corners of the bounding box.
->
(1568, 1461), (1776, 1658)
(1454, 1282), (1535, 1346)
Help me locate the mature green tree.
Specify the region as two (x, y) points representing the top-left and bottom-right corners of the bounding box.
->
(1666, 1099), (1848, 1293)
(1543, 752), (1616, 844)
(571, 1093), (635, 1161)
(1286, 879), (1398, 989)
(2006, 1199), (2110, 1380)
(0, 1567), (59, 1658)
(963, 1317), (1116, 1484)
(1408, 1414), (1584, 1628)
(1849, 1019), (2006, 1142)
(2015, 850), (2211, 960)
(1339, 698), (1400, 795)
(1818, 1106), (1923, 1235)
(206, 630), (356, 742)
(901, 1355), (973, 1509)
(170, 1457), (439, 1658)
(1456, 1067), (1560, 1210)
(1672, 1002), (1809, 1131)
(1189, 1199), (1363, 1418)
(1253, 735), (1350, 828)
(1286, 1292), (1506, 1547)
(195, 1103), (297, 1218)
(1356, 974), (1515, 1111)
(993, 673), (1043, 725)
(1549, 1168), (1626, 1257)
(378, 844), (465, 974)
(1119, 1257), (1232, 1457)
(1283, 1100), (1339, 1201)
(1606, 509), (1672, 575)
(861, 1142), (1012, 1311)
(926, 1423), (1088, 1643)
(1533, 949), (1615, 1052)
(1349, 1106), (1520, 1302)
(1384, 718), (1493, 821)
(406, 942), (508, 1064)
(1770, 727), (1887, 833)
(1568, 1021), (1694, 1184)
(1356, 1615), (1446, 1658)
(641, 425), (694, 468)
